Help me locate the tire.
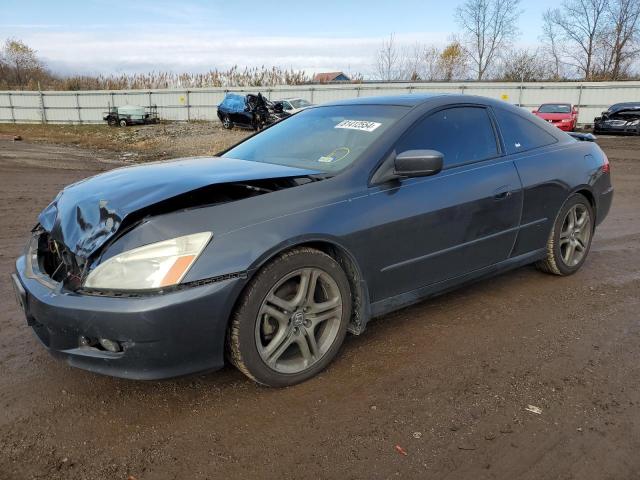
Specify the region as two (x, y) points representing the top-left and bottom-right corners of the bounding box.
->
(107, 117), (117, 127)
(222, 115), (233, 129)
(536, 193), (595, 276)
(119, 119), (128, 127)
(228, 247), (352, 387)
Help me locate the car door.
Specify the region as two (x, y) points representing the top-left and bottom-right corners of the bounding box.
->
(362, 105), (523, 302)
(491, 106), (567, 257)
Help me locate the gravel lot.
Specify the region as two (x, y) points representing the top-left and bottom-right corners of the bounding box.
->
(0, 127), (639, 480)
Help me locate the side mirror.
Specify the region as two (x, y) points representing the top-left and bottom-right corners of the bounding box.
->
(532, 109), (538, 114)
(394, 150), (443, 178)
(573, 108), (579, 115)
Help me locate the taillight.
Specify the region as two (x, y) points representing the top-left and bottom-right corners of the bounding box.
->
(602, 152), (610, 174)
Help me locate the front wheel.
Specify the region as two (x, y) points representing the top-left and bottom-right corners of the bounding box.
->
(222, 115), (233, 129)
(228, 247), (352, 387)
(537, 193), (594, 276)
(118, 118), (128, 127)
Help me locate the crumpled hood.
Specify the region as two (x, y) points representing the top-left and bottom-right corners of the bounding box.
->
(38, 156), (318, 258)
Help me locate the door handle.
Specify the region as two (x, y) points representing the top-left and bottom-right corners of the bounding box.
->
(493, 186), (513, 200)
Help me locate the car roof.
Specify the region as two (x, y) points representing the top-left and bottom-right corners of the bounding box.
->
(317, 93), (535, 111)
(609, 102), (640, 109)
(321, 93), (450, 107)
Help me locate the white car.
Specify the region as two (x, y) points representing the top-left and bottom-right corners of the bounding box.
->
(279, 98), (313, 114)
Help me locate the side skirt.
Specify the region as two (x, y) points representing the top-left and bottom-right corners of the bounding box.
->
(369, 249), (546, 319)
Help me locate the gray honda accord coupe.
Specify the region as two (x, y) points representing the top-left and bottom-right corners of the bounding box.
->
(12, 94), (613, 387)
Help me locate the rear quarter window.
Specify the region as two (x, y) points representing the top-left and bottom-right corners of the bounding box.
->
(494, 108), (558, 154)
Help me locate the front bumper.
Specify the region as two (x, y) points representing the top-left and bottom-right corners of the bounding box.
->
(555, 123), (574, 131)
(594, 122), (640, 134)
(13, 254), (243, 380)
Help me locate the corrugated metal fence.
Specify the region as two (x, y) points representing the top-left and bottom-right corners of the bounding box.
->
(1, 81), (639, 126)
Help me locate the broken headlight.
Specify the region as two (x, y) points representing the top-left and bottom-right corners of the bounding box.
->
(84, 232), (212, 290)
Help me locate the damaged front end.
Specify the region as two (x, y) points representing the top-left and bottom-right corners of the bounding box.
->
(29, 156), (322, 293)
(32, 226), (88, 290)
(594, 103), (640, 134)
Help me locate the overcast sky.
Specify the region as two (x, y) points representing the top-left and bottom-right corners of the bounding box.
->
(2, 0), (559, 77)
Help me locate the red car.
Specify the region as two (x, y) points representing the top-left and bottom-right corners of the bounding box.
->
(532, 103), (578, 132)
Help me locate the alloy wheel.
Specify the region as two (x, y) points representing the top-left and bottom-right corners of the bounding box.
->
(559, 203), (592, 267)
(255, 268), (343, 374)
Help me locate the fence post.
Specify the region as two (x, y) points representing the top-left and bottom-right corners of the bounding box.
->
(577, 84), (584, 124)
(75, 93), (82, 124)
(310, 87), (314, 104)
(518, 83), (524, 107)
(39, 90), (47, 124)
(186, 90), (191, 122)
(8, 92), (16, 123)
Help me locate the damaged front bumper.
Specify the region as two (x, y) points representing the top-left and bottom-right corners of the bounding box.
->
(594, 118), (640, 134)
(13, 252), (242, 380)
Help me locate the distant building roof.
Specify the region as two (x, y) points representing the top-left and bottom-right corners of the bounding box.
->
(312, 72), (351, 83)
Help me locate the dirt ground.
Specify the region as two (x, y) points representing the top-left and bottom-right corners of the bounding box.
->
(0, 129), (639, 480)
(0, 122), (249, 162)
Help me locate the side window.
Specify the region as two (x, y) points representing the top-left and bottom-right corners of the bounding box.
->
(396, 107), (498, 168)
(494, 108), (557, 154)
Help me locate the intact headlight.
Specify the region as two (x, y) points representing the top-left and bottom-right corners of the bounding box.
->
(84, 232), (212, 290)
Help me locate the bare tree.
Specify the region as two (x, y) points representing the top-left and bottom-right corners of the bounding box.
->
(421, 45), (444, 81)
(545, 0), (609, 79)
(541, 10), (566, 79)
(599, 0), (640, 78)
(375, 33), (404, 81)
(499, 48), (549, 81)
(403, 42), (427, 80)
(455, 0), (522, 80)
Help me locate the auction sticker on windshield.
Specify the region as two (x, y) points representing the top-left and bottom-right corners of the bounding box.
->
(335, 120), (382, 132)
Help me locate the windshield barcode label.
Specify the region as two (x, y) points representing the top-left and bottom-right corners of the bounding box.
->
(335, 120), (382, 132)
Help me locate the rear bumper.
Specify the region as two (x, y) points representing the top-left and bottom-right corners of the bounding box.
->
(596, 185), (614, 226)
(13, 254), (242, 380)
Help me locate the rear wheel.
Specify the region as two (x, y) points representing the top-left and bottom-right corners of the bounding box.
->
(228, 247), (351, 387)
(537, 193), (594, 276)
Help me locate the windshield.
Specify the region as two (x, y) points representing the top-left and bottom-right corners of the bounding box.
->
(538, 104), (571, 114)
(290, 99), (312, 109)
(222, 104), (409, 172)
